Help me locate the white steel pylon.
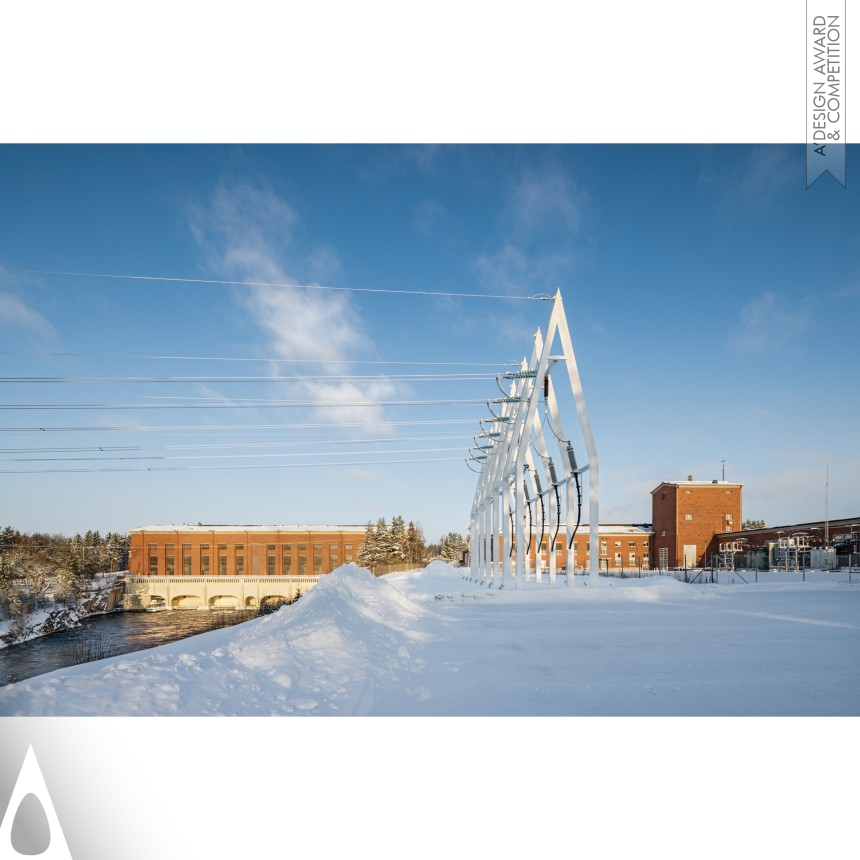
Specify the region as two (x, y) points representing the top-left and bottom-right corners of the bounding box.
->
(468, 290), (599, 587)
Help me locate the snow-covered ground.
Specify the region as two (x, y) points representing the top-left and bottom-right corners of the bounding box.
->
(1, 561), (857, 716)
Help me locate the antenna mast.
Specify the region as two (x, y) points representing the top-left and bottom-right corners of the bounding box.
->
(825, 465), (830, 545)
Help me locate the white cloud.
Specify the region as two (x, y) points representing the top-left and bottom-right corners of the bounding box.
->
(414, 198), (448, 237)
(189, 181), (399, 426)
(475, 243), (571, 296)
(726, 291), (808, 353)
(502, 167), (582, 235)
(0, 291), (55, 338)
(475, 165), (584, 298)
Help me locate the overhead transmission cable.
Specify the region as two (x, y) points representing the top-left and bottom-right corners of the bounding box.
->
(0, 456), (463, 475)
(0, 433), (475, 455)
(0, 267), (552, 301)
(0, 373), (498, 384)
(0, 351), (518, 367)
(0, 445), (467, 464)
(0, 418), (482, 433)
(0, 398), (487, 411)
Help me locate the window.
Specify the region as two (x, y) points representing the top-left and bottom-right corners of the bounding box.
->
(283, 556), (292, 575)
(201, 555), (210, 575)
(329, 555), (338, 570)
(344, 543), (353, 550)
(165, 544), (174, 550)
(345, 555), (353, 563)
(314, 556), (323, 574)
(298, 557), (307, 575)
(614, 541), (622, 547)
(149, 555), (158, 575)
(685, 514), (693, 521)
(148, 544), (157, 550)
(725, 490), (733, 495)
(219, 556), (227, 575)
(236, 557), (244, 575)
(182, 544), (191, 550)
(267, 556), (276, 576)
(661, 531), (666, 537)
(182, 556), (192, 576)
(166, 556), (175, 575)
(218, 544), (227, 550)
(200, 543), (209, 550)
(267, 544), (276, 550)
(629, 541), (636, 547)
(313, 544), (322, 551)
(298, 544), (307, 551)
(629, 552), (636, 565)
(330, 543), (338, 550)
(556, 541), (563, 555)
(235, 544), (244, 550)
(614, 553), (622, 565)
(282, 544), (291, 552)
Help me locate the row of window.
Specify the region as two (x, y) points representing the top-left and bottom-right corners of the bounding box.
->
(513, 540), (650, 553)
(148, 543), (353, 552)
(148, 554), (354, 576)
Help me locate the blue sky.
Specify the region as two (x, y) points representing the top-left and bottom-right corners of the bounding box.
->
(0, 144), (858, 540)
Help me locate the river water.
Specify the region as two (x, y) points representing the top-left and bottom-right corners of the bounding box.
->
(0, 609), (257, 687)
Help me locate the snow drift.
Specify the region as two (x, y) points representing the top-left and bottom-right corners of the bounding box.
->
(1, 562), (858, 716)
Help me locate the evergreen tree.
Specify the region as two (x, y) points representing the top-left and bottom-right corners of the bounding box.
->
(742, 519), (766, 530)
(439, 532), (468, 562)
(389, 515), (407, 561)
(374, 517), (398, 564)
(356, 521), (380, 571)
(405, 521), (426, 564)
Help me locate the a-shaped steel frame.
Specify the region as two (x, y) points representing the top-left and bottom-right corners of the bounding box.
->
(468, 290), (599, 587)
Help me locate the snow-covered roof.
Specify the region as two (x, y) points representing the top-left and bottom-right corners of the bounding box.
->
(130, 524), (367, 533)
(498, 524), (653, 536)
(651, 480), (742, 491)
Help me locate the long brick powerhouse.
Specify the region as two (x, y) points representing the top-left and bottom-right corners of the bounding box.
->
(129, 524), (367, 578)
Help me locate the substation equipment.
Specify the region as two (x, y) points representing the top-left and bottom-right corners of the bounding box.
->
(468, 290), (599, 588)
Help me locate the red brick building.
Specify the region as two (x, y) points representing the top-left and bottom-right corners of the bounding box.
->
(129, 524), (366, 578)
(496, 524), (654, 572)
(651, 479), (743, 569)
(717, 518), (860, 556)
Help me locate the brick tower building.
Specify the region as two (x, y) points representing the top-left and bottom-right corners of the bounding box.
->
(651, 478), (742, 569)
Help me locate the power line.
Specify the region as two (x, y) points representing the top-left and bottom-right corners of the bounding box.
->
(0, 398), (486, 411)
(0, 373), (496, 384)
(0, 456), (463, 475)
(0, 433), (473, 454)
(0, 418), (481, 433)
(0, 351), (517, 367)
(0, 267), (550, 301)
(0, 445), (466, 464)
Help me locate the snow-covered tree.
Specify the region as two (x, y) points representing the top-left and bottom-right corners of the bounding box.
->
(439, 532), (468, 562)
(374, 517), (398, 564)
(356, 522), (381, 571)
(742, 519), (766, 530)
(405, 521), (426, 564)
(389, 516), (407, 561)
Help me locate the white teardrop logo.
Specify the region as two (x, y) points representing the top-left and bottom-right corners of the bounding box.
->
(0, 746), (73, 859)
